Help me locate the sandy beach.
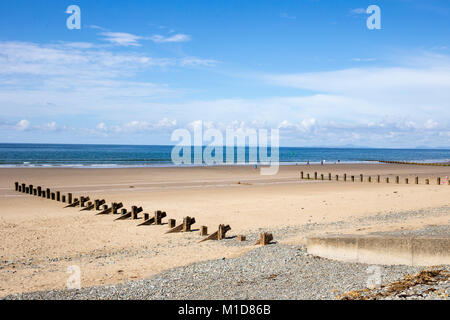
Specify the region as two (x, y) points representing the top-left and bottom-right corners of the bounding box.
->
(0, 163), (449, 298)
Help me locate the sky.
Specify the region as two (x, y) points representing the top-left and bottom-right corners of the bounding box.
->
(0, 0), (449, 148)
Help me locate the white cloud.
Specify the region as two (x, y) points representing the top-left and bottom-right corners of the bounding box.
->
(262, 55), (450, 127)
(351, 58), (376, 62)
(424, 119), (438, 129)
(100, 32), (143, 46)
(149, 34), (191, 43)
(351, 8), (366, 15)
(0, 41), (218, 121)
(91, 118), (178, 135)
(180, 57), (219, 67)
(15, 119), (30, 131)
(96, 122), (107, 131)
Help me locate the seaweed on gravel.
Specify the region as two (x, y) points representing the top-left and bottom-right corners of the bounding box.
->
(339, 268), (449, 300)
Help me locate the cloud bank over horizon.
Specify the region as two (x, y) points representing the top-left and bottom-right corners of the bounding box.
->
(1, 1), (449, 148)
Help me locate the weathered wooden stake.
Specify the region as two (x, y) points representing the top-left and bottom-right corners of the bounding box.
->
(425, 178), (430, 185)
(155, 210), (163, 225)
(112, 203), (119, 214)
(199, 224), (231, 242)
(218, 224), (228, 240)
(396, 176), (400, 184)
(29, 184), (33, 194)
(132, 206), (139, 219)
(114, 206), (141, 221)
(183, 216), (193, 232)
(351, 175), (355, 182)
(237, 235), (246, 242)
(344, 173), (347, 181)
(168, 219), (176, 228)
(301, 171), (304, 179)
(22, 183), (26, 193)
(415, 177), (419, 184)
(200, 226), (208, 236)
(56, 191), (60, 202)
(15, 182), (19, 191)
(51, 192), (55, 200)
(167, 217), (196, 233)
(46, 188), (50, 199)
(336, 174), (339, 181)
(307, 173), (310, 179)
(256, 232), (273, 245)
(437, 177), (441, 185)
(137, 211), (167, 226)
(405, 178), (409, 184)
(62, 195), (66, 203)
(360, 174), (363, 182)
(386, 177), (390, 183)
(328, 173), (332, 180)
(25, 187), (29, 193)
(368, 176), (372, 183)
(68, 193), (73, 204)
(33, 188), (37, 196)
(95, 199), (105, 210)
(37, 186), (42, 196)
(321, 174), (324, 180)
(377, 175), (381, 183)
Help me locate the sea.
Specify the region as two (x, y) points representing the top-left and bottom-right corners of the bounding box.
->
(0, 143), (449, 168)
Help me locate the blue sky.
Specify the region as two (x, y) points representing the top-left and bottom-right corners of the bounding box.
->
(0, 0), (449, 147)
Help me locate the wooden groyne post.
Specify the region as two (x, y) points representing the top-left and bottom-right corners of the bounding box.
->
(256, 232), (273, 246)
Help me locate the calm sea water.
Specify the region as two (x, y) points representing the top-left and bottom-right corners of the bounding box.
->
(0, 143), (449, 168)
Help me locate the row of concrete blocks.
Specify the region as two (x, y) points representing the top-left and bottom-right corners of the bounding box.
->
(300, 172), (448, 185)
(14, 181), (273, 245)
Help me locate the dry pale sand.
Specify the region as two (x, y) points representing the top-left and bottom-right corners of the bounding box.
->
(0, 163), (449, 297)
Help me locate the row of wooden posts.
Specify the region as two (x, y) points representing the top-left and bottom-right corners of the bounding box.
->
(366, 160), (450, 167)
(299, 172), (448, 185)
(14, 182), (273, 246)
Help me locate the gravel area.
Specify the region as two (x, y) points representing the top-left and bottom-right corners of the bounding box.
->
(369, 224), (450, 238)
(4, 244), (437, 300)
